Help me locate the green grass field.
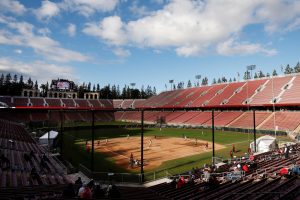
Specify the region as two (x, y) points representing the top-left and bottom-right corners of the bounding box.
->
(62, 126), (291, 181)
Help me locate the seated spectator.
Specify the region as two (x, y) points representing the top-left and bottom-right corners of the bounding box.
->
(0, 154), (10, 170)
(24, 153), (32, 163)
(80, 184), (92, 199)
(75, 177), (83, 186)
(40, 158), (50, 172)
(42, 154), (50, 162)
(87, 179), (94, 188)
(63, 183), (76, 198)
(78, 183), (86, 197)
(30, 150), (36, 159)
(93, 184), (105, 199)
(170, 177), (177, 189)
(208, 176), (219, 189)
(107, 184), (120, 199)
(30, 167), (41, 183)
(242, 164), (249, 172)
(280, 167), (289, 176)
(176, 176), (185, 189)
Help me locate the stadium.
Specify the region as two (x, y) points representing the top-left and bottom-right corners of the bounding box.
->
(1, 0), (300, 200)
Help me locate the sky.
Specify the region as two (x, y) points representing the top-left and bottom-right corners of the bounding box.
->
(0, 0), (300, 93)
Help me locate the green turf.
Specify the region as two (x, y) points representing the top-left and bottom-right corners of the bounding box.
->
(62, 126), (291, 181)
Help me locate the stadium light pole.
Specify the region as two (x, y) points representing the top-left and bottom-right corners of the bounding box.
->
(195, 75), (201, 86)
(140, 109), (144, 182)
(253, 109), (257, 152)
(130, 83), (136, 89)
(91, 110), (95, 175)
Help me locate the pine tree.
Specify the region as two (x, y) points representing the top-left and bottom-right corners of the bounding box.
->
(0, 74), (4, 86)
(96, 84), (100, 91)
(212, 78), (217, 84)
(272, 69), (278, 76)
(254, 72), (258, 79)
(13, 74), (18, 83)
(187, 80), (192, 88)
(217, 78), (221, 83)
(233, 77), (236, 82)
(294, 62), (300, 73)
(153, 87), (157, 95)
(229, 78), (232, 82)
(34, 80), (38, 90)
(284, 64), (293, 74)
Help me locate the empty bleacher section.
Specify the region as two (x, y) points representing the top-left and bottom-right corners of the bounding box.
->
(203, 111), (243, 127)
(29, 97), (45, 107)
(45, 98), (62, 107)
(258, 111), (300, 132)
(61, 98), (76, 107)
(13, 97), (29, 107)
(279, 75), (300, 103)
(228, 111), (271, 129)
(250, 76), (292, 104)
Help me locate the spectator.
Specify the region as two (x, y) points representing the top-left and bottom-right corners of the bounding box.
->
(42, 154), (50, 162)
(80, 184), (92, 199)
(87, 179), (95, 189)
(78, 183), (86, 197)
(242, 164), (249, 172)
(176, 176), (185, 189)
(93, 184), (105, 199)
(63, 183), (76, 198)
(0, 154), (10, 170)
(284, 144), (290, 159)
(24, 153), (32, 163)
(170, 177), (177, 189)
(29, 150), (36, 159)
(75, 177), (83, 186)
(107, 184), (120, 199)
(208, 176), (219, 189)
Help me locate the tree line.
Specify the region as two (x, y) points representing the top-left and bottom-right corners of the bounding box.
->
(0, 73), (156, 99)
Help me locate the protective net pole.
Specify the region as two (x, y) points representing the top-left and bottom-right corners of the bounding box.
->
(91, 110), (95, 174)
(253, 109), (257, 152)
(212, 109), (215, 165)
(140, 109), (144, 182)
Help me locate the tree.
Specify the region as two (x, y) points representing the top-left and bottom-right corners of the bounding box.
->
(243, 71), (250, 80)
(229, 78), (232, 82)
(284, 64), (293, 74)
(19, 75), (24, 85)
(254, 72), (258, 79)
(294, 62), (300, 73)
(272, 69), (278, 76)
(34, 80), (38, 90)
(217, 78), (221, 83)
(5, 73), (11, 85)
(258, 71), (265, 78)
(266, 73), (270, 77)
(187, 80), (192, 88)
(233, 77), (236, 82)
(221, 77), (227, 82)
(87, 82), (91, 92)
(202, 77), (208, 85)
(0, 74), (4, 86)
(96, 84), (100, 91)
(13, 74), (18, 83)
(153, 87), (157, 95)
(212, 78), (217, 84)
(92, 84), (96, 92)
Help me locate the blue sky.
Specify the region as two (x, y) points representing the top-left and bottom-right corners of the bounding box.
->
(0, 0), (300, 93)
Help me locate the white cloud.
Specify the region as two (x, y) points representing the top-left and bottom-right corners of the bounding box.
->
(129, 1), (150, 17)
(61, 0), (119, 17)
(83, 0), (300, 57)
(0, 19), (88, 63)
(67, 23), (76, 37)
(38, 28), (51, 36)
(14, 49), (22, 54)
(0, 57), (78, 84)
(217, 38), (278, 56)
(113, 48), (131, 57)
(83, 16), (127, 46)
(35, 1), (60, 21)
(0, 0), (26, 15)
(151, 0), (164, 4)
(255, 0), (300, 33)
